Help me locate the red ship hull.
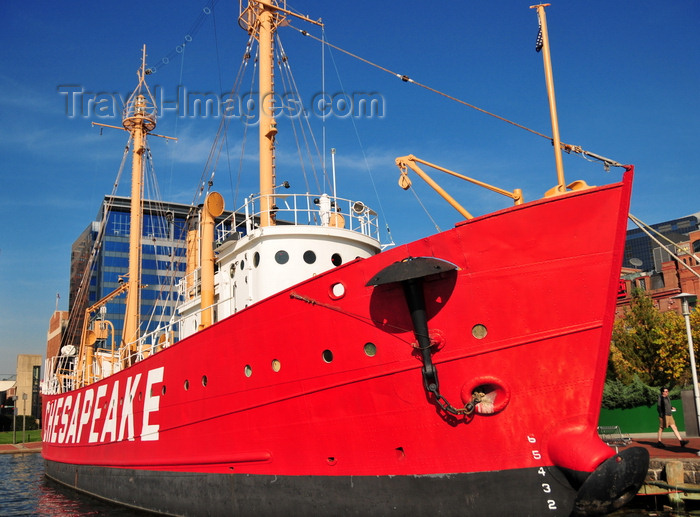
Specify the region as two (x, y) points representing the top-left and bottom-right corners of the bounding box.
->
(42, 169), (647, 516)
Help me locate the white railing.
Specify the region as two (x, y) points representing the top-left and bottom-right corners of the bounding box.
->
(215, 193), (381, 244)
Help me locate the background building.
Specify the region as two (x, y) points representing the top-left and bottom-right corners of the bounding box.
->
(64, 195), (194, 356)
(46, 310), (69, 362)
(15, 354), (41, 419)
(618, 215), (700, 316)
(623, 213), (699, 273)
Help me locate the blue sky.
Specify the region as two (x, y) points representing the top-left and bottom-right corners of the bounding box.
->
(0, 0), (698, 376)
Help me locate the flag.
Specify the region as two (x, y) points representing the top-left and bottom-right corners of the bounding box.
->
(535, 26), (543, 52)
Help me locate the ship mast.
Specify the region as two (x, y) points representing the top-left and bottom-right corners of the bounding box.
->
(238, 1), (322, 227)
(531, 3), (566, 194)
(121, 46), (157, 365)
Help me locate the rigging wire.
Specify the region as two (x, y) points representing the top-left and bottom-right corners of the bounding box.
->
(289, 23), (625, 171)
(61, 140), (131, 353)
(190, 37), (256, 212)
(276, 34), (324, 194)
(165, 38), (187, 202)
(147, 0), (219, 75)
(628, 214), (700, 281)
(410, 187), (442, 233)
(322, 39), (394, 245)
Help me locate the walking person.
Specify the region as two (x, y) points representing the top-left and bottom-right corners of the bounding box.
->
(657, 387), (689, 448)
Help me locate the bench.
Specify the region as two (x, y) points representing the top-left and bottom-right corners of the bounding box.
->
(597, 425), (632, 451)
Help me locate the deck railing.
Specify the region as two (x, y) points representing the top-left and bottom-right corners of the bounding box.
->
(215, 193), (380, 244)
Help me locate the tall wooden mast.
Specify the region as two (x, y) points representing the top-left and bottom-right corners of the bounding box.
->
(238, 1), (322, 227)
(258, 4), (277, 227)
(121, 46), (157, 364)
(531, 3), (566, 194)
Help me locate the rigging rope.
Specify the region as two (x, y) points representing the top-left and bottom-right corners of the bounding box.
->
(289, 24), (625, 170)
(61, 140), (131, 353)
(147, 0), (218, 75)
(276, 35), (324, 195)
(322, 38), (394, 245)
(628, 213), (700, 281)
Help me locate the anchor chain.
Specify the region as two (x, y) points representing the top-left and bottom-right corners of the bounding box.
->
(420, 344), (475, 416)
(365, 257), (473, 418)
(403, 277), (473, 417)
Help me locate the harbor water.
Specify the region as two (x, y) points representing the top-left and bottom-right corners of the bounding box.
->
(0, 450), (694, 516)
(0, 452), (143, 516)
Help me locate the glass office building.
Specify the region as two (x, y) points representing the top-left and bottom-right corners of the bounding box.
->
(624, 214), (700, 273)
(69, 196), (196, 349)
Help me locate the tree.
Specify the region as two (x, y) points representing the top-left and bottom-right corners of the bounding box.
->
(609, 288), (689, 387)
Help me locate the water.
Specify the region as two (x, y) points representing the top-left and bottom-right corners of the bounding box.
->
(0, 451), (696, 516)
(0, 453), (144, 516)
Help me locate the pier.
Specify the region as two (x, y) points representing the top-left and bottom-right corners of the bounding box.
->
(625, 434), (700, 510)
(0, 442), (41, 454)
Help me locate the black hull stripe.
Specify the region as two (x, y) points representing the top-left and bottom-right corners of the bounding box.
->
(45, 460), (579, 516)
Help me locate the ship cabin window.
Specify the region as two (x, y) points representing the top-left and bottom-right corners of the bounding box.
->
(229, 264), (236, 278)
(303, 250), (316, 264)
(275, 250), (289, 264)
(253, 252), (260, 267)
(331, 253), (342, 266)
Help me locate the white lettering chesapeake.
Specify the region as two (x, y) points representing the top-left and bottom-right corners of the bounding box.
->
(118, 373), (142, 441)
(141, 366), (164, 441)
(65, 392), (82, 444)
(43, 401), (53, 442)
(57, 395), (73, 444)
(100, 380), (120, 442)
(88, 384), (108, 443)
(51, 398), (64, 444)
(77, 388), (95, 442)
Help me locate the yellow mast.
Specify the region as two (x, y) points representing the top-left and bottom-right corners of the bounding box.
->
(258, 5), (277, 227)
(121, 46), (157, 365)
(531, 3), (566, 194)
(238, 2), (322, 226)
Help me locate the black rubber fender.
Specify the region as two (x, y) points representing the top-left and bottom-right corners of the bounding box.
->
(571, 446), (649, 516)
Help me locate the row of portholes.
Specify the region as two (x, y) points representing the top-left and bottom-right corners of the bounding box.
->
(230, 250), (343, 277)
(154, 344), (379, 394)
(240, 343), (378, 378)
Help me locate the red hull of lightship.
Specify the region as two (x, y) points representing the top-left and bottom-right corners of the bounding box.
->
(42, 169), (648, 516)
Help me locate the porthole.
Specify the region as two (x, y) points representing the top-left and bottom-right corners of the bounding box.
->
(240, 259), (245, 270)
(244, 365), (252, 377)
(330, 282), (345, 299)
(331, 253), (342, 266)
(364, 342), (377, 357)
(184, 380), (190, 391)
(275, 250), (289, 264)
(472, 324), (488, 339)
(253, 252), (260, 267)
(201, 375), (208, 387)
(322, 349), (334, 363)
(303, 250), (316, 264)
(161, 385), (167, 396)
(229, 264), (236, 278)
(271, 359), (281, 372)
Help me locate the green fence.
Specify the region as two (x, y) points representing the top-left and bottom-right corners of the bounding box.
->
(599, 400), (685, 433)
